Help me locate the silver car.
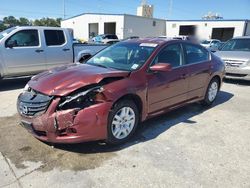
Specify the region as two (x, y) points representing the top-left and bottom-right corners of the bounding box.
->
(215, 36), (250, 81)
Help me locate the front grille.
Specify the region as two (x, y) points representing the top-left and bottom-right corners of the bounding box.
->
(17, 89), (53, 117)
(223, 59), (246, 67)
(226, 73), (248, 77)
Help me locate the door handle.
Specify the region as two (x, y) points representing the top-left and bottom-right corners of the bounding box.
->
(35, 49), (44, 53)
(63, 48), (70, 51)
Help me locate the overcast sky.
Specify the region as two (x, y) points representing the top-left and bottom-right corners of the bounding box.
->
(0, 0), (250, 20)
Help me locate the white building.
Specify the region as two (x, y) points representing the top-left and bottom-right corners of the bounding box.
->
(61, 13), (166, 41)
(61, 12), (250, 42)
(166, 19), (250, 41)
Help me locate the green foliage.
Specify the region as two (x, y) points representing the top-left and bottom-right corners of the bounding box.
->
(0, 15), (62, 31)
(33, 17), (61, 27)
(19, 17), (31, 26)
(3, 16), (20, 26)
(0, 23), (7, 32)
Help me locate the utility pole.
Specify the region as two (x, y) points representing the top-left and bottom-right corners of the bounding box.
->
(63, 0), (66, 19)
(167, 0), (173, 19)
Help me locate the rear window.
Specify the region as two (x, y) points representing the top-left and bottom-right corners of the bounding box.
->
(105, 35), (118, 39)
(44, 30), (65, 46)
(201, 40), (210, 44)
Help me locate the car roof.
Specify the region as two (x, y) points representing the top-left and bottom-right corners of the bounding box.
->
(15, 26), (65, 30)
(124, 37), (176, 45)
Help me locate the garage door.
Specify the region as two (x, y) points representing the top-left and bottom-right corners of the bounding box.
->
(212, 28), (235, 42)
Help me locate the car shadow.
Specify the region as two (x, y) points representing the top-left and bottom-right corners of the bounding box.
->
(223, 78), (250, 86)
(54, 90), (234, 154)
(0, 77), (30, 92)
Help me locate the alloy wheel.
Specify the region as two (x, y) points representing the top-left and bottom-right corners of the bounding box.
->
(111, 107), (136, 139)
(208, 81), (218, 102)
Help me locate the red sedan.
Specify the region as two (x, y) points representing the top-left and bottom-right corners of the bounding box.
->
(17, 38), (225, 144)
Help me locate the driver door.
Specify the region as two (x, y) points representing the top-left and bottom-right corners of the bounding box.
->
(147, 43), (189, 113)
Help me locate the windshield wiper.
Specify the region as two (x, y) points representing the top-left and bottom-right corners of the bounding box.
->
(89, 63), (109, 69)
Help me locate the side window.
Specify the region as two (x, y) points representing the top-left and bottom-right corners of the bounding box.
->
(154, 44), (182, 68)
(185, 44), (209, 64)
(5, 30), (39, 47)
(44, 30), (65, 46)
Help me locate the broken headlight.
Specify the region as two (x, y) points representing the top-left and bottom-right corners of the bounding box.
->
(23, 84), (30, 92)
(58, 86), (104, 110)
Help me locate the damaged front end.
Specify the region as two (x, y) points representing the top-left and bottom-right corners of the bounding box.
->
(58, 85), (104, 111)
(17, 84), (113, 143)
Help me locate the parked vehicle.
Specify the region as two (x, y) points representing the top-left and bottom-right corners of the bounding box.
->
(92, 34), (119, 44)
(0, 26), (107, 79)
(201, 39), (221, 49)
(125, 36), (140, 40)
(208, 41), (226, 52)
(215, 36), (250, 80)
(158, 35), (199, 44)
(17, 38), (225, 144)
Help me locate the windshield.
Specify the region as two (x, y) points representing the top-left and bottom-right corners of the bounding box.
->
(0, 27), (16, 40)
(86, 42), (156, 71)
(221, 39), (250, 51)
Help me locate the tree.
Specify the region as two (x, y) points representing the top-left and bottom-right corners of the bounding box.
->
(0, 16), (62, 31)
(3, 16), (19, 26)
(33, 17), (61, 27)
(19, 17), (30, 26)
(0, 24), (7, 32)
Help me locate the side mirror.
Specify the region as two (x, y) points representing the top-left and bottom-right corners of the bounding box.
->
(150, 63), (172, 72)
(79, 53), (92, 63)
(6, 40), (17, 48)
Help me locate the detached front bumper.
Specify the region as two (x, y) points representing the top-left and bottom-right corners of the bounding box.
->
(18, 97), (112, 144)
(225, 66), (250, 81)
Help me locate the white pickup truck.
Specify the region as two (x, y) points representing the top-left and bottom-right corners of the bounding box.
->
(0, 26), (107, 79)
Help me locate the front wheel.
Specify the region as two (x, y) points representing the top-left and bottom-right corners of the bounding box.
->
(201, 78), (219, 106)
(107, 100), (139, 145)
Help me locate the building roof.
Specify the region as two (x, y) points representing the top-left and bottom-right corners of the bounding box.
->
(62, 12), (249, 25)
(167, 19), (249, 22)
(62, 13), (166, 22)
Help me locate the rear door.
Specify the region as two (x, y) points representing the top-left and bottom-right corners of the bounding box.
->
(2, 29), (46, 76)
(147, 43), (189, 113)
(182, 43), (211, 100)
(43, 29), (72, 69)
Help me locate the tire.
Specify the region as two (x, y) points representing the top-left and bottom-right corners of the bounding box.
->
(107, 100), (139, 145)
(201, 78), (220, 106)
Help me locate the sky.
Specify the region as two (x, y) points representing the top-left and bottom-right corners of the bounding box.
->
(0, 0), (250, 20)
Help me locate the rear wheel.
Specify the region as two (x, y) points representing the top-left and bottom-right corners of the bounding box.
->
(107, 100), (139, 145)
(201, 78), (219, 106)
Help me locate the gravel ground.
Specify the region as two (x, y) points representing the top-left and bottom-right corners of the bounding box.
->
(0, 78), (250, 188)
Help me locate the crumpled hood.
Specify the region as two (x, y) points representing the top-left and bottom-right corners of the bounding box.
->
(28, 63), (129, 96)
(215, 51), (250, 62)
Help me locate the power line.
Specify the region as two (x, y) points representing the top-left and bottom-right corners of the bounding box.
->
(63, 0), (66, 19)
(167, 0), (173, 19)
(0, 8), (69, 17)
(0, 0), (196, 20)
